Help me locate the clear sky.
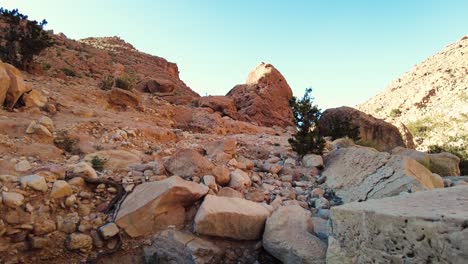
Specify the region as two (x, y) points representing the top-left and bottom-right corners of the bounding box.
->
(2, 0), (467, 109)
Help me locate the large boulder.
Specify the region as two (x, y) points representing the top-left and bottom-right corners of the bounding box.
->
(2, 62), (31, 109)
(138, 78), (176, 93)
(0, 63), (11, 106)
(108, 87), (140, 109)
(194, 195), (271, 240)
(327, 186), (468, 263)
(319, 106), (412, 151)
(226, 63), (293, 127)
(263, 205), (327, 263)
(115, 176), (209, 237)
(322, 147), (443, 203)
(392, 147), (461, 176)
(198, 96), (243, 120)
(164, 149), (215, 178)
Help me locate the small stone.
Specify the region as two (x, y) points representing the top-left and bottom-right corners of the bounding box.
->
(192, 176), (201, 183)
(203, 175), (218, 191)
(34, 219), (56, 235)
(317, 209), (330, 220)
(65, 195), (77, 207)
(68, 177), (86, 189)
(107, 187), (117, 194)
(50, 180), (73, 199)
(143, 170), (155, 177)
(90, 230), (104, 248)
(269, 164), (283, 174)
(78, 204), (92, 217)
(302, 154), (323, 168)
(99, 222), (119, 240)
(69, 162), (97, 179)
(316, 175), (326, 184)
(29, 236), (51, 249)
(315, 197), (330, 209)
(311, 188), (325, 198)
(65, 233), (93, 251)
(280, 175), (293, 183)
(57, 214), (80, 234)
(2, 192), (25, 208)
(15, 160), (32, 172)
(20, 175), (48, 192)
(228, 169), (251, 190)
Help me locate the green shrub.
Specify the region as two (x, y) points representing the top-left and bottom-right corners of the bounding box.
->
(407, 118), (432, 137)
(61, 67), (76, 77)
(0, 8), (53, 70)
(389, 108), (402, 117)
(90, 156), (107, 171)
(42, 63), (51, 71)
(99, 75), (115, 90)
(53, 132), (81, 154)
(115, 75), (136, 90)
(327, 116), (360, 141)
(288, 88), (325, 157)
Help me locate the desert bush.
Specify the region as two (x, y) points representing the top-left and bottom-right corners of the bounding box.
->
(42, 63), (51, 71)
(115, 75), (136, 90)
(389, 108), (402, 117)
(407, 117), (432, 137)
(61, 67), (76, 77)
(288, 88), (325, 157)
(99, 75), (115, 90)
(90, 156), (107, 171)
(327, 116), (360, 141)
(0, 8), (53, 70)
(53, 132), (81, 154)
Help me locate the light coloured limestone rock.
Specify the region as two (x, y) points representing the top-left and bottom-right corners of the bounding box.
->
(228, 169), (251, 190)
(163, 149), (215, 178)
(115, 176), (208, 237)
(65, 233), (93, 251)
(323, 147), (443, 203)
(67, 162), (98, 179)
(302, 154), (323, 168)
(327, 186), (468, 264)
(263, 205), (327, 263)
(20, 175), (48, 192)
(2, 192), (25, 208)
(194, 195), (271, 240)
(144, 230), (223, 264)
(15, 160), (32, 172)
(98, 222), (119, 240)
(50, 180), (73, 199)
(23, 89), (48, 108)
(392, 147), (461, 176)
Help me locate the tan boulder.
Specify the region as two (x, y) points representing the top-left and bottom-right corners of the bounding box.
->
(212, 165), (230, 186)
(2, 192), (25, 208)
(323, 146), (443, 203)
(23, 89), (48, 108)
(66, 162), (98, 179)
(50, 180), (73, 199)
(108, 87), (140, 109)
(218, 187), (244, 198)
(228, 169), (251, 190)
(163, 149), (215, 178)
(226, 63), (293, 127)
(115, 176), (208, 237)
(204, 139), (237, 158)
(20, 175), (48, 192)
(194, 195), (271, 240)
(263, 205), (327, 263)
(0, 63), (10, 105)
(319, 106), (412, 151)
(327, 186), (468, 263)
(392, 147), (461, 176)
(2, 63), (31, 109)
(84, 150), (141, 171)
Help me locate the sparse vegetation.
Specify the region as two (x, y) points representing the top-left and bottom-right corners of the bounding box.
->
(407, 117), (433, 137)
(288, 88), (325, 157)
(53, 132), (81, 154)
(42, 63), (51, 71)
(389, 108), (402, 117)
(61, 67), (76, 77)
(326, 116), (361, 141)
(90, 156), (107, 171)
(99, 75), (115, 90)
(0, 8), (53, 70)
(115, 75), (136, 90)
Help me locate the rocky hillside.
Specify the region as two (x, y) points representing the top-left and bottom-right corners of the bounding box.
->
(358, 36), (468, 154)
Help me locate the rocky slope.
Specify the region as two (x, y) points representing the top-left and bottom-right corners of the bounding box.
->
(358, 36), (468, 153)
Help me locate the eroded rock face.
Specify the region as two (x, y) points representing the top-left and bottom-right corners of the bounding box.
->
(198, 96), (242, 120)
(263, 205), (327, 263)
(319, 106), (412, 151)
(115, 176), (208, 237)
(327, 186), (468, 263)
(164, 149), (215, 178)
(322, 146), (443, 203)
(194, 195), (270, 240)
(108, 88), (140, 109)
(226, 63), (293, 127)
(1, 62), (31, 109)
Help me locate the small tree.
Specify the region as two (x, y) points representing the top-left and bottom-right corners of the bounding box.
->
(288, 88), (325, 157)
(328, 116), (361, 141)
(0, 8), (53, 70)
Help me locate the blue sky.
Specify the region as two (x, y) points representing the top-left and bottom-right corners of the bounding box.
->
(2, 0), (467, 109)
